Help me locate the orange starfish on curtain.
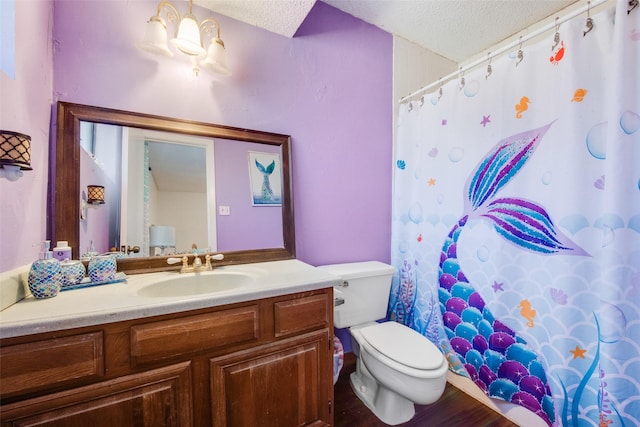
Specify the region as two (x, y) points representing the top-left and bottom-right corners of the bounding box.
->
(570, 345), (587, 359)
(428, 178), (436, 186)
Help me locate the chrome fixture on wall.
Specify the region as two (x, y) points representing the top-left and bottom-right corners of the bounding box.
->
(137, 0), (231, 76)
(0, 130), (32, 181)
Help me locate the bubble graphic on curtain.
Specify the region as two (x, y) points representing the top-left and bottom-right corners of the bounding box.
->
(476, 246), (490, 262)
(629, 214), (640, 232)
(464, 80), (480, 97)
(408, 203), (423, 224)
(597, 302), (627, 343)
(620, 110), (640, 134)
(449, 147), (464, 162)
(586, 122), (608, 159)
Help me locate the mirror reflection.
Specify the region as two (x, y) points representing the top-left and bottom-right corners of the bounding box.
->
(79, 122), (284, 258)
(55, 102), (295, 273)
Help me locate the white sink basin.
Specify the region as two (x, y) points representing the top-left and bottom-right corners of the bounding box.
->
(137, 271), (257, 298)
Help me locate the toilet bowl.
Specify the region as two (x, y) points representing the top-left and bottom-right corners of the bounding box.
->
(317, 261), (448, 425)
(349, 322), (448, 425)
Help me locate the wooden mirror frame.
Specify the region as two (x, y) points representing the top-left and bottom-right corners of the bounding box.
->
(54, 101), (295, 274)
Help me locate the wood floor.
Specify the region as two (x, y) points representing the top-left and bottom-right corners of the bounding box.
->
(334, 353), (518, 427)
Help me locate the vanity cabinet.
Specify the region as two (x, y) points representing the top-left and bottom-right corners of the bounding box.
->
(0, 289), (333, 427)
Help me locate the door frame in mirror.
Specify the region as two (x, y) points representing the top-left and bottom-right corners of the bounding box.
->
(54, 101), (295, 274)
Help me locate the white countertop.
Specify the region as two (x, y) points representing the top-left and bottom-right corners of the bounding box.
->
(0, 259), (340, 339)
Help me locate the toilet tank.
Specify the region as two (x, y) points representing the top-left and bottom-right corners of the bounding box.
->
(317, 261), (396, 329)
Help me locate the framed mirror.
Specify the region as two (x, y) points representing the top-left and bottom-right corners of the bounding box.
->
(54, 101), (295, 274)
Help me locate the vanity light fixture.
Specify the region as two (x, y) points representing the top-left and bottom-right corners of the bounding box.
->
(0, 130), (32, 182)
(137, 0), (231, 76)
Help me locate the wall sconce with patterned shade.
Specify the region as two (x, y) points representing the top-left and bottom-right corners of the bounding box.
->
(0, 130), (32, 181)
(87, 185), (105, 204)
(81, 185), (105, 220)
(137, 0), (231, 77)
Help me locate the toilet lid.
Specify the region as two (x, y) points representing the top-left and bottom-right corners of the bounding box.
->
(360, 322), (444, 370)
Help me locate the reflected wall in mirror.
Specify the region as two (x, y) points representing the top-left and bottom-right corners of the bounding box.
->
(55, 102), (294, 274)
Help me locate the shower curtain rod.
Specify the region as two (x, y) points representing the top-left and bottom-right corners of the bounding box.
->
(398, 0), (609, 104)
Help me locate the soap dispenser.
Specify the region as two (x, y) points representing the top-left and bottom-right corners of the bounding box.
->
(28, 240), (63, 299)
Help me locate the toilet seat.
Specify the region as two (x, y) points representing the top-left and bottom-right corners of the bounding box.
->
(359, 322), (446, 376)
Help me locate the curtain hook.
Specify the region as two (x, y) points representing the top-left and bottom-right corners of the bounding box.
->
(485, 52), (492, 80)
(458, 68), (465, 91)
(516, 36), (524, 67)
(437, 82), (443, 100)
(629, 0), (639, 14)
(552, 17), (560, 50)
(420, 95), (425, 107)
(583, 1), (594, 36)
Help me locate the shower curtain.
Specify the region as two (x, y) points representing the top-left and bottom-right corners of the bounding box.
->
(389, 1), (639, 426)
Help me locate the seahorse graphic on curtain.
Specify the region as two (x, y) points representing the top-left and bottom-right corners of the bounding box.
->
(438, 122), (589, 426)
(255, 160), (275, 202)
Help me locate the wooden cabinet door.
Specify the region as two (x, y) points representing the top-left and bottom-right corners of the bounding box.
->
(0, 363), (192, 427)
(210, 330), (332, 427)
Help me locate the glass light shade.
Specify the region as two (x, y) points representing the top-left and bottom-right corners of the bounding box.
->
(171, 14), (205, 56)
(0, 165), (23, 182)
(137, 16), (173, 57)
(200, 39), (231, 75)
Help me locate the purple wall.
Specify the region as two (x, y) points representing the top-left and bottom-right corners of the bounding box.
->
(215, 139), (282, 251)
(0, 0), (53, 272)
(0, 0), (392, 273)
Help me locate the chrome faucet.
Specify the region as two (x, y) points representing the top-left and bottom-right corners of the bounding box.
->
(167, 253), (224, 273)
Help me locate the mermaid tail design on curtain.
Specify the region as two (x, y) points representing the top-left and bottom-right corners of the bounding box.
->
(438, 122), (588, 426)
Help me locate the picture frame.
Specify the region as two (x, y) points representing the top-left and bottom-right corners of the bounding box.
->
(248, 151), (282, 206)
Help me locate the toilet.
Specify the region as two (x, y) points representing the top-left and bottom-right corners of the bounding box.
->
(318, 261), (448, 426)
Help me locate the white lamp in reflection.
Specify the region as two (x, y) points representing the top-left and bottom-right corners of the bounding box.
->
(149, 225), (176, 255)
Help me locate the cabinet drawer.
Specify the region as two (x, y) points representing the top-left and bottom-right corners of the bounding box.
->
(131, 305), (259, 367)
(0, 332), (104, 398)
(274, 294), (330, 337)
(0, 362), (192, 426)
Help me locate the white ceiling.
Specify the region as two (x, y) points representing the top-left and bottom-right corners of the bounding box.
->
(195, 0), (579, 63)
(147, 140), (207, 193)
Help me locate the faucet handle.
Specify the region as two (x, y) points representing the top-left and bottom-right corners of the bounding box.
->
(203, 253), (224, 271)
(167, 256), (189, 273)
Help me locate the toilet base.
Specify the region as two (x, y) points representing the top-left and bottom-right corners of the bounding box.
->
(349, 371), (415, 425)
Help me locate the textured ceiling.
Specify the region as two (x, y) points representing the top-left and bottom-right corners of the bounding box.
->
(195, 0), (579, 63)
